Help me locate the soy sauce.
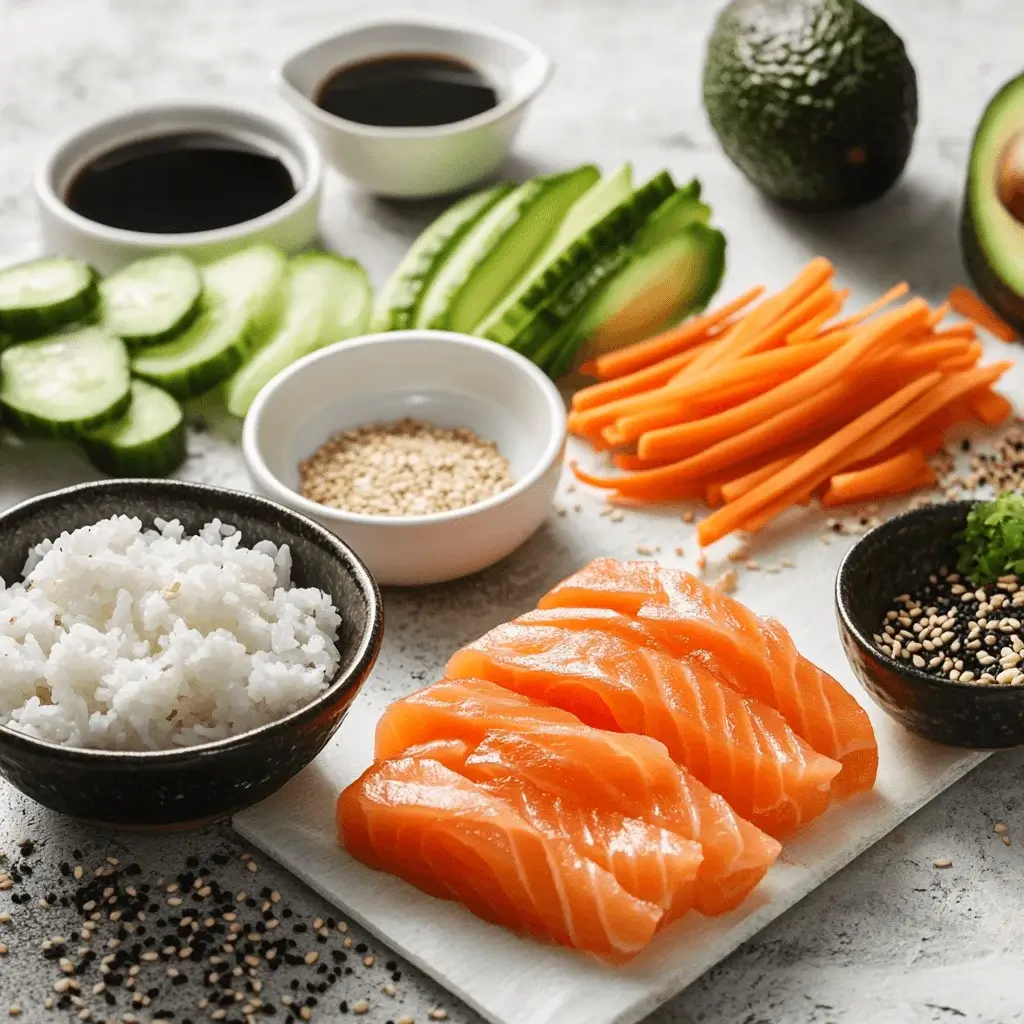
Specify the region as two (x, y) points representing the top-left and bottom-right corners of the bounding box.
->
(315, 53), (499, 128)
(65, 132), (298, 234)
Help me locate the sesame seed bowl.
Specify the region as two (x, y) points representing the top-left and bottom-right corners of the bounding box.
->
(836, 499), (1024, 748)
(241, 331), (567, 587)
(0, 479), (383, 829)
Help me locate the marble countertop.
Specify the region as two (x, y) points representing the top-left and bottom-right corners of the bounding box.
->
(3, 0), (1024, 1021)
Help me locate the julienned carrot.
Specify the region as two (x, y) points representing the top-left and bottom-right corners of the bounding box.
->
(971, 388), (1014, 425)
(926, 302), (951, 329)
(720, 451), (801, 504)
(742, 283), (840, 353)
(816, 281), (910, 336)
(569, 340), (713, 416)
(931, 324), (977, 341)
(573, 375), (853, 497)
(696, 371), (942, 546)
(579, 285), (765, 380)
(938, 341), (983, 370)
(889, 338), (976, 373)
(613, 451), (678, 471)
(948, 285), (1018, 342)
(686, 258), (835, 374)
(837, 363), (1013, 471)
(819, 449), (929, 507)
(639, 299), (930, 462)
(784, 292), (847, 344)
(821, 463), (936, 509)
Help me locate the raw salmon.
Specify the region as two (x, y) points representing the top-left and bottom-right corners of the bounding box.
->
(445, 628), (841, 838)
(537, 559), (878, 798)
(338, 756), (663, 963)
(378, 679), (781, 913)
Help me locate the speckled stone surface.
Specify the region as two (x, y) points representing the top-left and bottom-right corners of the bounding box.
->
(3, 0), (1024, 1021)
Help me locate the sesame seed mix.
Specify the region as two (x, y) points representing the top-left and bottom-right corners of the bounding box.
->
(299, 417), (514, 517)
(0, 839), (446, 1024)
(873, 569), (1024, 685)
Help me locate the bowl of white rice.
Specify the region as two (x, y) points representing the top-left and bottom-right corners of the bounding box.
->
(0, 479), (383, 828)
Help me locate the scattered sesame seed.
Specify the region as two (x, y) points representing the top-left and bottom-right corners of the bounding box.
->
(1003, 835), (1012, 846)
(352, 1000), (370, 1015)
(995, 822), (1008, 834)
(933, 858), (953, 869)
(428, 1010), (448, 1021)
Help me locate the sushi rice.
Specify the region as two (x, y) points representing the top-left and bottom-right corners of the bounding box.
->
(0, 515), (341, 751)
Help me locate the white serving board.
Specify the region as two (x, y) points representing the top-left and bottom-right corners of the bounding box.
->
(232, 429), (999, 1024)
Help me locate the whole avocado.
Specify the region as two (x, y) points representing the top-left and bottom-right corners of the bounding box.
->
(703, 0), (918, 210)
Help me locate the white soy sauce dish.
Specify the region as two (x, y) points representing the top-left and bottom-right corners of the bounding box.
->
(36, 100), (323, 273)
(241, 331), (567, 586)
(276, 18), (553, 198)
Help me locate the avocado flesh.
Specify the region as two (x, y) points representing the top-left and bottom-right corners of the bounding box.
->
(703, 0), (917, 210)
(962, 72), (1024, 331)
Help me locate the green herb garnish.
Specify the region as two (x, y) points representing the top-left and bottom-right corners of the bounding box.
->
(958, 493), (1024, 584)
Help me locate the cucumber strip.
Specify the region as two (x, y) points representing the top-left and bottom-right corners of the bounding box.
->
(0, 326), (130, 437)
(578, 222), (727, 361)
(632, 189), (711, 252)
(537, 165), (633, 264)
(0, 257), (99, 338)
(225, 252), (372, 417)
(370, 184), (514, 332)
(82, 379), (186, 477)
(485, 171), (678, 353)
(100, 254), (203, 345)
(130, 246), (288, 400)
(415, 166), (600, 333)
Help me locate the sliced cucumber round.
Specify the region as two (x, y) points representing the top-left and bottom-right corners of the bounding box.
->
(100, 254), (203, 345)
(82, 379), (186, 478)
(225, 252), (372, 417)
(370, 184), (514, 333)
(0, 326), (130, 437)
(0, 257), (99, 338)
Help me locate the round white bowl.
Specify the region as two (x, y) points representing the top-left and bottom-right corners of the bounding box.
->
(276, 18), (552, 198)
(35, 100), (323, 273)
(241, 331), (567, 586)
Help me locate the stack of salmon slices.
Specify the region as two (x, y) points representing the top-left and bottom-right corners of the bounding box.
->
(338, 558), (878, 964)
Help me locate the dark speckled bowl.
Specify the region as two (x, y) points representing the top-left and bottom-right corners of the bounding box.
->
(837, 499), (1024, 748)
(0, 480), (383, 829)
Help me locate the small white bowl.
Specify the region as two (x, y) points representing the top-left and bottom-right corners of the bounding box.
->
(36, 100), (323, 273)
(276, 18), (553, 199)
(241, 331), (566, 586)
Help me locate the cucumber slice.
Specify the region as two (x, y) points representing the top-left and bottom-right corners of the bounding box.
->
(225, 252), (372, 417)
(82, 379), (186, 477)
(0, 326), (130, 437)
(415, 166), (600, 333)
(483, 171), (678, 355)
(632, 186), (711, 252)
(0, 257), (99, 338)
(100, 254), (203, 345)
(370, 184), (514, 332)
(578, 222), (727, 361)
(538, 165), (634, 263)
(131, 245), (287, 400)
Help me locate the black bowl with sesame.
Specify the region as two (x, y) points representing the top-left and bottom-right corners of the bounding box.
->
(837, 499), (1024, 748)
(0, 479), (383, 829)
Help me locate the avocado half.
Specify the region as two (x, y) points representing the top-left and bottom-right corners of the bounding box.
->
(703, 0), (918, 210)
(962, 71), (1024, 333)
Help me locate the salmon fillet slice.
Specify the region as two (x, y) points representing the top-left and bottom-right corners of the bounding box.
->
(338, 756), (663, 963)
(378, 679), (780, 914)
(445, 628), (841, 838)
(537, 558), (878, 798)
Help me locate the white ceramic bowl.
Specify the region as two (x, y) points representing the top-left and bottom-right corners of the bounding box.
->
(242, 331), (566, 586)
(276, 18), (552, 199)
(35, 100), (323, 273)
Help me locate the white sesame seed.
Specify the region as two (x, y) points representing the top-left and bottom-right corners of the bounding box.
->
(933, 858), (953, 869)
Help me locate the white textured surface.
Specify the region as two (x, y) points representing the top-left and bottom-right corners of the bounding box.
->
(4, 1), (1024, 1022)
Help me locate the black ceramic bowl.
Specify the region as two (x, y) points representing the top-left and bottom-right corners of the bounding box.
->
(0, 479), (383, 829)
(837, 499), (1024, 748)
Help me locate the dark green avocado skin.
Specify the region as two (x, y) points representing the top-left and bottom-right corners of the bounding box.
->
(703, 0), (918, 210)
(961, 203), (1024, 334)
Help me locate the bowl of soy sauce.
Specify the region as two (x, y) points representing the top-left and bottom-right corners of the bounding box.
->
(36, 101), (323, 272)
(277, 18), (553, 198)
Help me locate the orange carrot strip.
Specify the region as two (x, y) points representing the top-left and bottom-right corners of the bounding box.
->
(821, 462), (936, 509)
(580, 286), (765, 380)
(926, 302), (951, 329)
(931, 324), (977, 341)
(638, 300), (930, 462)
(785, 293), (848, 344)
(686, 258), (835, 374)
(741, 283), (841, 353)
(971, 388), (1014, 426)
(889, 338), (975, 374)
(819, 450), (929, 507)
(696, 372), (942, 546)
(817, 282), (910, 336)
(948, 285), (1018, 342)
(612, 452), (678, 471)
(570, 342), (713, 416)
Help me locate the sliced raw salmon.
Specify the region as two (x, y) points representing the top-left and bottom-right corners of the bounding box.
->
(378, 679), (780, 913)
(537, 558), (878, 798)
(338, 756), (663, 963)
(445, 628), (841, 838)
